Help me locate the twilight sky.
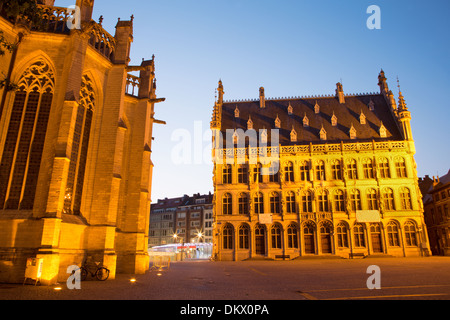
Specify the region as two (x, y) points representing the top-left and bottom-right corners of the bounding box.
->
(55, 0), (450, 202)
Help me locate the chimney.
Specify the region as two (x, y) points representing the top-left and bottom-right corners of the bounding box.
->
(336, 82), (345, 104)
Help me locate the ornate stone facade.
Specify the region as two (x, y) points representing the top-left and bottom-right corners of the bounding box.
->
(210, 73), (431, 261)
(0, 0), (164, 284)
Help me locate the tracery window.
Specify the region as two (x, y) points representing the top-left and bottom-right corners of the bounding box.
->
(395, 157), (407, 178)
(400, 187), (412, 210)
(223, 164), (232, 184)
(347, 159), (358, 180)
(270, 192), (281, 214)
(222, 193), (232, 215)
(404, 221), (418, 247)
(63, 75), (95, 215)
(334, 189), (345, 212)
(223, 224), (234, 250)
(254, 192), (264, 214)
(363, 158), (374, 179)
(0, 59), (55, 210)
(271, 223), (282, 249)
(378, 157), (390, 178)
(331, 159), (342, 180)
(238, 193), (249, 215)
(299, 161), (310, 181)
(284, 161), (294, 182)
(336, 222), (349, 248)
(387, 221), (400, 247)
(383, 188), (395, 210)
(353, 223), (366, 248)
(238, 224), (250, 249)
(302, 190), (313, 213)
(286, 191), (296, 214)
(367, 188), (379, 210)
(287, 223), (299, 249)
(349, 189), (362, 211)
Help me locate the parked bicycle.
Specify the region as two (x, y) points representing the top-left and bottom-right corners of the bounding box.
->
(80, 261), (110, 281)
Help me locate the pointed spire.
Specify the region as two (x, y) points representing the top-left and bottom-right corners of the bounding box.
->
(397, 77), (407, 111)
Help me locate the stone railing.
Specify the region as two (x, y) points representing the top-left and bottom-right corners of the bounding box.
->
(125, 74), (140, 97)
(216, 141), (407, 158)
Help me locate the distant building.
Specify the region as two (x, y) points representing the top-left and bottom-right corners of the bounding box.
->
(149, 193), (213, 247)
(210, 71), (431, 261)
(421, 171), (450, 256)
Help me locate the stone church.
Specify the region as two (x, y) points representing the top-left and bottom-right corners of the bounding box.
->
(0, 0), (164, 284)
(211, 72), (431, 261)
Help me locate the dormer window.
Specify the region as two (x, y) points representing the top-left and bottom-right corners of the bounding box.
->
(331, 112), (338, 127)
(290, 126), (297, 142)
(303, 114), (309, 127)
(247, 116), (253, 130)
(234, 105), (240, 118)
(260, 129), (268, 144)
(349, 124), (357, 140)
(360, 111), (366, 125)
(320, 126), (327, 141)
(379, 122), (387, 138)
(275, 115), (281, 128)
(287, 103), (293, 115)
(314, 101), (320, 114)
(368, 100), (375, 111)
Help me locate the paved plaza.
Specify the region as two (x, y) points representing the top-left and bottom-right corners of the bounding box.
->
(1, 256), (450, 301)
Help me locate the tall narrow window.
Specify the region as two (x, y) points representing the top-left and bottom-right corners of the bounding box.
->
(286, 191), (296, 214)
(387, 221), (400, 247)
(299, 161), (310, 181)
(222, 164), (232, 184)
(400, 187), (412, 210)
(268, 164), (279, 183)
(0, 59), (55, 210)
(347, 159), (358, 180)
(253, 163), (263, 184)
(350, 189), (362, 211)
(223, 224), (234, 250)
(404, 221), (418, 247)
(331, 159), (342, 180)
(287, 223), (299, 249)
(270, 192), (281, 214)
(317, 190), (329, 212)
(238, 224), (250, 249)
(238, 193), (249, 215)
(383, 188), (395, 211)
(378, 157), (390, 178)
(271, 224), (282, 249)
(63, 75), (95, 215)
(363, 158), (374, 179)
(254, 192), (264, 214)
(238, 165), (248, 184)
(284, 162), (294, 182)
(395, 157), (407, 178)
(353, 223), (366, 248)
(316, 160), (326, 181)
(334, 190), (345, 212)
(222, 193), (232, 215)
(367, 189), (379, 210)
(302, 191), (313, 213)
(336, 222), (349, 248)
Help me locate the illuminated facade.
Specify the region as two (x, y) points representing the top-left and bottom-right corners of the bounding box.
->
(0, 0), (164, 284)
(210, 72), (431, 261)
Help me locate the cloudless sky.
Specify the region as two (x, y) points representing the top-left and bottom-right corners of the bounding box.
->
(55, 0), (450, 202)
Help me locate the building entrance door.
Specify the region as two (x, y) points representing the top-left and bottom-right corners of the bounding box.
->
(370, 223), (383, 253)
(255, 225), (266, 255)
(303, 223), (316, 254)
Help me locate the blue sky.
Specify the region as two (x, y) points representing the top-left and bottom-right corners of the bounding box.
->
(56, 0), (450, 201)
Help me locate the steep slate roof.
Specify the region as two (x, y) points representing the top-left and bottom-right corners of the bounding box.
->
(220, 93), (403, 146)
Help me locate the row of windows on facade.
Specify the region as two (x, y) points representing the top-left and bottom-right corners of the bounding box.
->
(221, 157), (408, 185)
(220, 221), (420, 251)
(221, 187), (414, 215)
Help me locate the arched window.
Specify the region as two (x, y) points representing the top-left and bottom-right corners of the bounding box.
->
(253, 163), (263, 183)
(302, 190), (313, 213)
(400, 187), (412, 210)
(367, 188), (378, 210)
(363, 158), (374, 179)
(286, 191), (296, 214)
(238, 193), (249, 215)
(64, 75), (95, 215)
(331, 159), (342, 180)
(238, 224), (250, 249)
(334, 189), (345, 212)
(350, 189), (362, 211)
(404, 221), (418, 247)
(395, 157), (407, 178)
(270, 192), (281, 214)
(347, 159), (358, 180)
(223, 224), (234, 250)
(317, 190), (329, 212)
(284, 161), (294, 182)
(316, 160), (326, 181)
(287, 223), (299, 249)
(254, 192), (264, 214)
(222, 193), (232, 215)
(271, 224), (282, 249)
(383, 188), (395, 211)
(299, 161), (310, 181)
(378, 157), (390, 178)
(0, 59), (55, 210)
(353, 223), (366, 248)
(387, 221), (400, 247)
(336, 222), (349, 248)
(222, 164), (232, 184)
